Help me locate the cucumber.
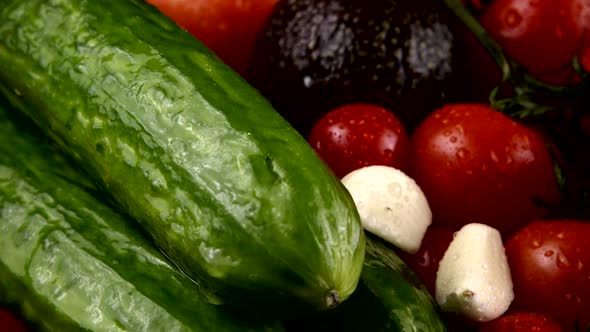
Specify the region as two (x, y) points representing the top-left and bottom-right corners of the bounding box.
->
(0, 0), (365, 315)
(284, 235), (449, 332)
(0, 100), (284, 331)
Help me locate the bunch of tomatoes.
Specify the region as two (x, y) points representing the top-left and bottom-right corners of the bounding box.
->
(4, 0), (590, 331)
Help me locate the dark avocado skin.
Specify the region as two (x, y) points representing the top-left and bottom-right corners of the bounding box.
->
(247, 0), (471, 136)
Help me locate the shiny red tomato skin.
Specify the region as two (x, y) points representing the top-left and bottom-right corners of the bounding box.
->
(395, 226), (455, 297)
(307, 104), (410, 179)
(0, 309), (27, 332)
(478, 312), (564, 332)
(505, 220), (590, 331)
(579, 31), (590, 73)
(479, 0), (588, 85)
(409, 104), (560, 237)
(146, 0), (278, 76)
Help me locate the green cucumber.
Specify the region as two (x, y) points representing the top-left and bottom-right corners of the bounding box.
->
(285, 235), (449, 332)
(0, 100), (284, 331)
(0, 0), (365, 315)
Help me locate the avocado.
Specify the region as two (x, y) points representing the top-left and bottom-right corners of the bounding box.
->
(247, 0), (473, 136)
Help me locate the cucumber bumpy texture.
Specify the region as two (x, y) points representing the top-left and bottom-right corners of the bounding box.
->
(0, 0), (365, 315)
(0, 100), (285, 331)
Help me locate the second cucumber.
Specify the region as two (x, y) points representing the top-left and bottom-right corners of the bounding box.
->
(0, 0), (365, 316)
(0, 96), (284, 332)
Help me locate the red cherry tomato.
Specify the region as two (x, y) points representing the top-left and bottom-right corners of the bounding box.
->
(479, 0), (589, 85)
(307, 104), (410, 179)
(0, 309), (27, 332)
(146, 0), (279, 76)
(478, 312), (564, 332)
(505, 220), (590, 331)
(409, 104), (560, 237)
(395, 226), (455, 297)
(579, 31), (590, 74)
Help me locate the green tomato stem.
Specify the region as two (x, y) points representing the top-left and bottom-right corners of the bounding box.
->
(442, 0), (588, 99)
(442, 0), (511, 81)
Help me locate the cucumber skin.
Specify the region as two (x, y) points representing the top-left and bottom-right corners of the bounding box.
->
(0, 0), (365, 314)
(0, 101), (285, 331)
(285, 235), (449, 332)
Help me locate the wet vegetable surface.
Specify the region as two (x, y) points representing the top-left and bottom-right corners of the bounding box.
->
(248, 0), (475, 136)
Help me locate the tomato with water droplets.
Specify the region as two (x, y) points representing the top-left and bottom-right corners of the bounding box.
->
(479, 0), (590, 85)
(409, 104), (560, 237)
(395, 226), (455, 297)
(478, 312), (564, 332)
(505, 220), (590, 331)
(307, 104), (410, 179)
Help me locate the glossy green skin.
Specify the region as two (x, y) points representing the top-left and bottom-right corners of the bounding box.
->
(285, 235), (448, 332)
(0, 0), (365, 314)
(0, 102), (284, 331)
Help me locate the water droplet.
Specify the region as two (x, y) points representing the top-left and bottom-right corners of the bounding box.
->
(557, 253), (571, 268)
(545, 250), (554, 257)
(455, 149), (466, 159)
(388, 182), (402, 197)
(506, 155), (514, 166)
(406, 180), (416, 192)
(74, 64), (87, 75)
(456, 148), (470, 162)
(504, 9), (522, 28)
(556, 25), (564, 38)
(531, 240), (541, 249)
(419, 252), (431, 267)
(490, 150), (499, 163)
(356, 201), (365, 211)
(450, 136), (458, 143)
(557, 233), (565, 239)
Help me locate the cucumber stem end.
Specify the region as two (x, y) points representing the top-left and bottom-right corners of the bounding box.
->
(326, 290), (340, 309)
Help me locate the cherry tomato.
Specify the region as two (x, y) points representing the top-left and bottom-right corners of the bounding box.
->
(307, 104), (410, 179)
(479, 0), (589, 85)
(505, 220), (590, 331)
(395, 226), (455, 297)
(579, 31), (590, 74)
(146, 0), (279, 76)
(478, 312), (564, 332)
(409, 104), (560, 237)
(0, 309), (27, 332)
